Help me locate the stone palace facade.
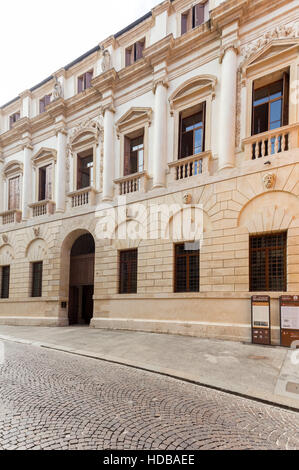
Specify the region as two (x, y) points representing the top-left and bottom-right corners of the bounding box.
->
(0, 0), (299, 343)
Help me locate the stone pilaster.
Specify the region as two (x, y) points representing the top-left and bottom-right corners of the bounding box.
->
(55, 129), (67, 212)
(102, 105), (115, 201)
(22, 143), (33, 220)
(152, 79), (168, 188)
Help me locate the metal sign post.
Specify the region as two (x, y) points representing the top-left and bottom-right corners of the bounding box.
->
(280, 295), (299, 348)
(251, 295), (271, 345)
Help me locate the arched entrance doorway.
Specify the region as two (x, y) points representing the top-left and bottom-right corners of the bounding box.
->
(68, 233), (95, 325)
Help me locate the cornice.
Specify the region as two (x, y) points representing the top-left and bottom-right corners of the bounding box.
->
(152, 0), (172, 17)
(143, 34), (174, 67)
(115, 16), (154, 47)
(211, 0), (248, 30)
(13, 117), (32, 135)
(46, 98), (67, 119)
(66, 87), (100, 115)
(170, 21), (218, 63)
(117, 60), (151, 90)
(92, 68), (118, 94)
(99, 36), (117, 50)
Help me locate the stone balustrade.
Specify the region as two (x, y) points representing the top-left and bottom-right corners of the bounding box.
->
(243, 123), (299, 160)
(29, 200), (56, 218)
(114, 171), (148, 195)
(0, 209), (22, 225)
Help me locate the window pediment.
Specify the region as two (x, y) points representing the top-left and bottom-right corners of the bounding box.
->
(69, 117), (103, 150)
(3, 160), (23, 178)
(32, 147), (57, 167)
(169, 75), (217, 114)
(116, 107), (152, 136)
(241, 36), (299, 77)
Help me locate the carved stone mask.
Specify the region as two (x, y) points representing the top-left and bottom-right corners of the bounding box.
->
(263, 173), (275, 189)
(183, 193), (192, 205)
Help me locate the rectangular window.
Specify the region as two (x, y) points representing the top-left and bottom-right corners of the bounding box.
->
(78, 70), (93, 93)
(39, 95), (51, 114)
(250, 232), (287, 292)
(8, 176), (20, 210)
(174, 243), (200, 293)
(124, 132), (144, 176)
(252, 72), (289, 136)
(181, 2), (207, 35)
(77, 151), (93, 189)
(31, 261), (43, 298)
(125, 39), (145, 67)
(179, 103), (206, 159)
(9, 112), (20, 129)
(119, 249), (138, 294)
(39, 165), (52, 201)
(1, 266), (10, 299)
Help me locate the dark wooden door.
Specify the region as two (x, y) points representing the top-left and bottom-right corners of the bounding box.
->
(68, 286), (79, 325)
(82, 285), (94, 325)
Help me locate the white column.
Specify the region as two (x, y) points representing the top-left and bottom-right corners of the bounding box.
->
(102, 108), (115, 201)
(55, 130), (67, 212)
(22, 145), (33, 220)
(153, 81), (167, 188)
(218, 46), (238, 170)
(0, 158), (4, 213)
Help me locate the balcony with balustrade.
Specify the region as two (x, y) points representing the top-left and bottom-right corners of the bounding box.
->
(243, 123), (299, 161)
(0, 209), (22, 226)
(114, 171), (149, 196)
(168, 151), (211, 183)
(29, 200), (56, 218)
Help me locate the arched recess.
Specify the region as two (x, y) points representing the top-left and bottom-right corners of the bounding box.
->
(238, 191), (299, 233)
(164, 206), (212, 242)
(0, 244), (14, 265)
(26, 238), (48, 261)
(60, 229), (95, 325)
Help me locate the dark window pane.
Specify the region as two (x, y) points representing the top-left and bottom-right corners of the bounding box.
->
(175, 244), (200, 293)
(119, 250), (138, 294)
(1, 266), (10, 299)
(253, 102), (268, 135)
(250, 233), (286, 292)
(32, 262), (43, 298)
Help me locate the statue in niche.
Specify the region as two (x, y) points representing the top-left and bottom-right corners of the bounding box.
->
(101, 49), (112, 73)
(52, 76), (63, 101)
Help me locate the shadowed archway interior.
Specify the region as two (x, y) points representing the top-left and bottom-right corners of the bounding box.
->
(68, 233), (95, 326)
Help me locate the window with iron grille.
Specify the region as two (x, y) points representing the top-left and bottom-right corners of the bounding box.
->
(1, 266), (10, 299)
(174, 243), (200, 293)
(250, 232), (287, 292)
(31, 261), (43, 298)
(119, 250), (138, 294)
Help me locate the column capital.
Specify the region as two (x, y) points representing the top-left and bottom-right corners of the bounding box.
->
(55, 126), (68, 137)
(152, 78), (169, 94)
(22, 141), (33, 151)
(219, 42), (240, 64)
(100, 103), (116, 116)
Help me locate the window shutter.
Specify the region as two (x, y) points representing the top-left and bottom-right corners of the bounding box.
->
(78, 77), (83, 93)
(86, 71), (93, 89)
(45, 165), (52, 200)
(282, 71), (290, 126)
(125, 47), (133, 67)
(8, 177), (19, 210)
(202, 101), (206, 152)
(124, 137), (131, 176)
(193, 4), (205, 27)
(135, 40), (144, 61)
(181, 13), (189, 35)
(39, 99), (45, 114)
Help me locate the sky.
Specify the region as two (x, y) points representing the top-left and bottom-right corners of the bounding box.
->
(0, 0), (162, 106)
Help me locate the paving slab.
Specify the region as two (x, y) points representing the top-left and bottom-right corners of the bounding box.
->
(0, 325), (298, 410)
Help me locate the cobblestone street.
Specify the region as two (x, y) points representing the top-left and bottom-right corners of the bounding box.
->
(0, 340), (298, 450)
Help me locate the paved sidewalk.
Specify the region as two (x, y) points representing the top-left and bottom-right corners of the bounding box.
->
(0, 325), (298, 410)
